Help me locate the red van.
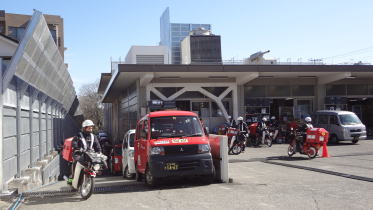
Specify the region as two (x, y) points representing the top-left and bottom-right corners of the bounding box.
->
(134, 110), (215, 186)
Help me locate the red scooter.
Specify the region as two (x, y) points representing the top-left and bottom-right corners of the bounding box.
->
(287, 127), (329, 159)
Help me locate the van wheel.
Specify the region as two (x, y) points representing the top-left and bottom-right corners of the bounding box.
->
(145, 167), (159, 187)
(123, 166), (134, 179)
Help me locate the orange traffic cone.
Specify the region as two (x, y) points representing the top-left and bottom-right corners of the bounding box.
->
(321, 142), (330, 158)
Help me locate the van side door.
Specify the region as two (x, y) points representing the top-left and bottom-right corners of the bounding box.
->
(138, 120), (149, 173)
(318, 114), (329, 131)
(122, 132), (128, 170)
(329, 115), (342, 139)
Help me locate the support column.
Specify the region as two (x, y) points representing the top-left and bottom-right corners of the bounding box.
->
(316, 84), (326, 110)
(232, 85), (239, 120)
(38, 94), (47, 159)
(16, 78), (28, 177)
(29, 88), (39, 167)
(45, 99), (51, 155)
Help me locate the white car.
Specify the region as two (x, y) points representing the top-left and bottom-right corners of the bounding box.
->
(122, 129), (136, 178)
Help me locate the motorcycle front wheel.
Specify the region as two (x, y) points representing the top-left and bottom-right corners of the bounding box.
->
(265, 136), (273, 147)
(307, 146), (317, 159)
(288, 145), (295, 157)
(230, 143), (242, 155)
(79, 173), (94, 200)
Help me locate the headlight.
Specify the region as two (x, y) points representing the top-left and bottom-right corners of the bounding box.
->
(150, 147), (165, 156)
(93, 164), (101, 171)
(198, 144), (210, 153)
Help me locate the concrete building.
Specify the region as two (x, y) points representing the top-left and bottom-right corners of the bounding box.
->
(0, 11), (78, 193)
(181, 28), (222, 64)
(0, 10), (65, 58)
(99, 64), (373, 143)
(160, 7), (211, 64)
(125, 46), (169, 64)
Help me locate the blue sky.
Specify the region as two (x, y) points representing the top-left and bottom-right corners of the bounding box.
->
(3, 0), (373, 91)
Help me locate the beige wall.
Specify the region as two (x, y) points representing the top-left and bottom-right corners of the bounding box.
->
(3, 12), (64, 58)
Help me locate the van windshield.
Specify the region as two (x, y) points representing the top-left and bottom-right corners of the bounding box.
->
(339, 114), (362, 125)
(150, 116), (203, 139)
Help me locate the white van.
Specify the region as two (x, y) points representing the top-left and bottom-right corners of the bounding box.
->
(122, 129), (136, 178)
(314, 110), (367, 144)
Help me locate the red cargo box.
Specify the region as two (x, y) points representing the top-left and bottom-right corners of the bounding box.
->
(306, 128), (329, 144)
(249, 123), (258, 135)
(62, 137), (74, 162)
(226, 127), (238, 137)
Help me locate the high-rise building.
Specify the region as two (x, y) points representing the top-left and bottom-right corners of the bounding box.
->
(160, 7), (211, 64)
(181, 28), (222, 64)
(0, 10), (65, 58)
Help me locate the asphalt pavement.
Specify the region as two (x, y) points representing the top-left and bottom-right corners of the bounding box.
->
(10, 139), (373, 210)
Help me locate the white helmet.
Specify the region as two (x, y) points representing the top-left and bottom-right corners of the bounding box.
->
(228, 116), (232, 119)
(237, 116), (243, 121)
(271, 116), (276, 120)
(82, 119), (94, 128)
(262, 117), (268, 122)
(305, 117), (312, 123)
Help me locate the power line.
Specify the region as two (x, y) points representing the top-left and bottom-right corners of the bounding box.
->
(322, 46), (373, 60)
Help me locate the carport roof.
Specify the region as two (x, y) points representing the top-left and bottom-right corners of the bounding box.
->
(101, 64), (373, 103)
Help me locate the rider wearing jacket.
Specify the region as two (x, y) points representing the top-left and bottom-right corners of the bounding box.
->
(69, 120), (102, 183)
(298, 117), (313, 149)
(236, 116), (248, 151)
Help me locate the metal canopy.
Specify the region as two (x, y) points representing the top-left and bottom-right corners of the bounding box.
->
(2, 10), (76, 111)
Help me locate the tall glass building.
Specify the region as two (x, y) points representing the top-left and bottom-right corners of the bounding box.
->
(160, 7), (211, 64)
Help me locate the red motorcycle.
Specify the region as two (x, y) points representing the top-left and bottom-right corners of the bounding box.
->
(288, 128), (329, 159)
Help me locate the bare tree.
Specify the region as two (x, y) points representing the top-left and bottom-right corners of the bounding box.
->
(78, 80), (104, 130)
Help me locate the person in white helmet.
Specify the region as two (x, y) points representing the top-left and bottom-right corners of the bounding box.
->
(257, 117), (269, 145)
(236, 116), (248, 152)
(68, 119), (102, 184)
(270, 116), (280, 143)
(298, 116), (314, 150)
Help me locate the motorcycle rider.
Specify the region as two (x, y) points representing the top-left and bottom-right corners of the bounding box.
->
(68, 120), (103, 184)
(270, 116), (280, 143)
(227, 115), (237, 128)
(298, 117), (313, 150)
(236, 116), (249, 152)
(257, 117), (269, 144)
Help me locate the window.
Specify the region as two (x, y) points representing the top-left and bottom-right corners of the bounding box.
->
(192, 102), (210, 117)
(122, 134), (128, 149)
(318, 115), (328, 124)
(212, 101), (230, 117)
(329, 115), (338, 125)
(129, 133), (135, 147)
(8, 26), (26, 41)
(326, 85), (346, 96)
(150, 116), (203, 139)
(140, 120), (148, 139)
(339, 114), (361, 125)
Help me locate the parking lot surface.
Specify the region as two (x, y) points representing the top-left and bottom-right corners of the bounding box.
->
(16, 140), (373, 210)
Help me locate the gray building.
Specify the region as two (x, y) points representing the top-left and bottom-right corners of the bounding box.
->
(181, 28), (222, 64)
(160, 7), (211, 64)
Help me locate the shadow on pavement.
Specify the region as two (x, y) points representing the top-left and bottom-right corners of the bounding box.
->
(266, 156), (310, 161)
(21, 178), (214, 206)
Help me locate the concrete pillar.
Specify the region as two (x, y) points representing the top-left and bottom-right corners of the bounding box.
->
(16, 78), (28, 177)
(45, 99), (50, 154)
(29, 88), (39, 167)
(232, 85), (239, 120)
(316, 84), (326, 110)
(38, 94), (47, 159)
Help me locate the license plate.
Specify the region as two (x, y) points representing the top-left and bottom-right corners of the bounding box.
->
(164, 163), (178, 171)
